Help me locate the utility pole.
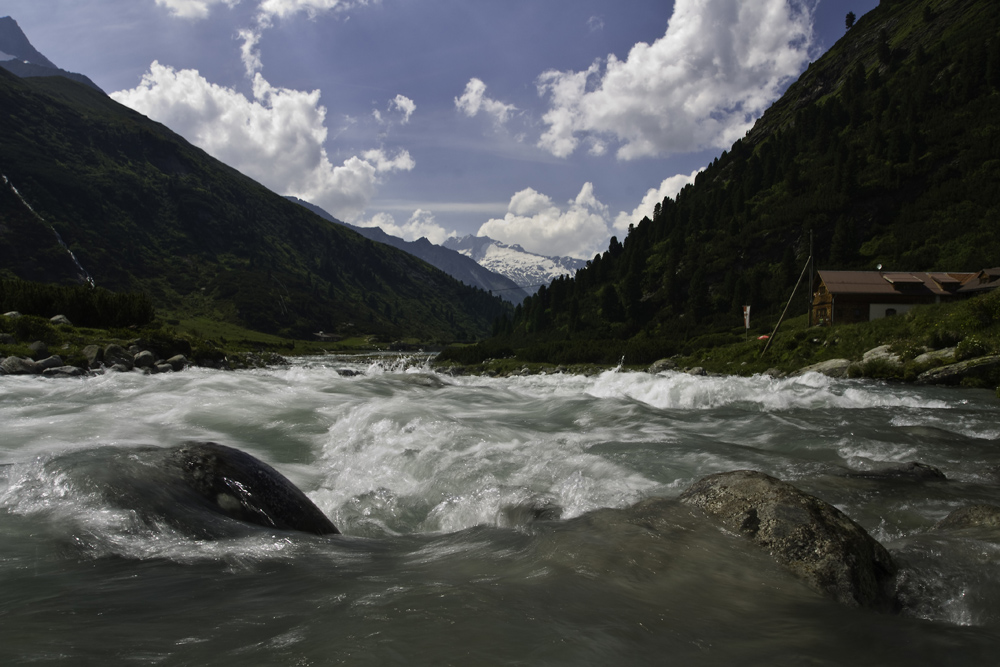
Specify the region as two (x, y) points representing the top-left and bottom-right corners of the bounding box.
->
(807, 230), (814, 326)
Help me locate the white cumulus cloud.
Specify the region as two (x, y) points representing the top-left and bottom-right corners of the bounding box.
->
(537, 0), (814, 159)
(477, 183), (612, 259)
(357, 210), (457, 245)
(257, 0), (371, 20)
(455, 78), (517, 126)
(390, 94), (416, 124)
(154, 0), (239, 19)
(612, 169), (702, 233)
(111, 61), (412, 222)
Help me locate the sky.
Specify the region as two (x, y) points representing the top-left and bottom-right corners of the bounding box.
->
(7, 0), (879, 260)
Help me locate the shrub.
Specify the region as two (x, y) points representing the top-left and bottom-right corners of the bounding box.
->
(956, 335), (990, 361)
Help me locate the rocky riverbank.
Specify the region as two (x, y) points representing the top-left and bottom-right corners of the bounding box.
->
(433, 343), (1000, 400)
(0, 312), (286, 377)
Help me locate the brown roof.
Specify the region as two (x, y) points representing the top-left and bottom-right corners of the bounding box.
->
(958, 267), (1000, 293)
(817, 271), (976, 297)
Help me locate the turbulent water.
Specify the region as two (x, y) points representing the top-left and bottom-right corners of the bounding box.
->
(2, 357), (999, 665)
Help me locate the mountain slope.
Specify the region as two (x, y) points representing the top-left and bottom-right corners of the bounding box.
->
(0, 16), (104, 92)
(488, 0), (1000, 363)
(288, 197), (530, 305)
(442, 235), (586, 295)
(0, 67), (508, 340)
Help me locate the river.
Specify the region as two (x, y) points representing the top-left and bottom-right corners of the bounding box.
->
(2, 357), (999, 664)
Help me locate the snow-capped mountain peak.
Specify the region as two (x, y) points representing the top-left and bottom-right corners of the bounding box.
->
(442, 235), (586, 294)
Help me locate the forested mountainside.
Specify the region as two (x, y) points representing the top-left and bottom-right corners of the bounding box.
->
(0, 68), (509, 341)
(488, 0), (1000, 364)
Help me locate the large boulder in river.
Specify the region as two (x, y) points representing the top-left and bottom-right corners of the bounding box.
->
(679, 470), (898, 610)
(170, 442), (339, 536)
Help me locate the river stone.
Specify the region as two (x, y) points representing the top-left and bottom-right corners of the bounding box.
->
(155, 363), (174, 374)
(913, 347), (956, 366)
(649, 358), (677, 374)
(934, 504), (1000, 531)
(793, 359), (851, 378)
(83, 344), (104, 368)
(42, 365), (85, 378)
(1, 356), (41, 375)
(915, 355), (1000, 386)
(166, 354), (188, 371)
(169, 442), (340, 535)
(50, 314), (73, 326)
(36, 355), (64, 371)
(0, 333), (14, 344)
(134, 350), (156, 369)
(679, 470), (898, 610)
(28, 341), (49, 359)
(3, 311), (21, 318)
(862, 345), (902, 365)
(104, 344), (134, 371)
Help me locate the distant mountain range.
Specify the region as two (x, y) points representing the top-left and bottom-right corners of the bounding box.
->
(287, 197), (530, 305)
(288, 196), (585, 301)
(442, 236), (586, 295)
(0, 16), (103, 93)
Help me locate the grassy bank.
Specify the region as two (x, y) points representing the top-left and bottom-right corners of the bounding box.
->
(434, 289), (1000, 394)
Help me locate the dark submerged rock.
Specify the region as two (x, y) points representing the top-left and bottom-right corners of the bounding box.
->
(169, 442), (339, 536)
(845, 461), (947, 481)
(679, 470), (898, 610)
(934, 504), (1000, 531)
